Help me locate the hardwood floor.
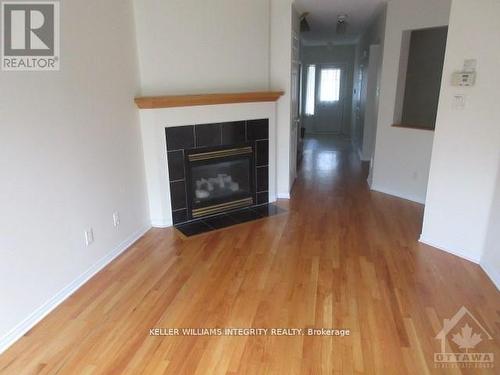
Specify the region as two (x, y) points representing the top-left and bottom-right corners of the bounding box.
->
(1, 135), (498, 374)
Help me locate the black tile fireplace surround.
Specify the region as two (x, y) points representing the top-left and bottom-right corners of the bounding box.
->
(165, 119), (271, 228)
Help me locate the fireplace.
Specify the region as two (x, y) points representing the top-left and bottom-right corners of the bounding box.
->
(186, 144), (255, 218)
(165, 119), (270, 226)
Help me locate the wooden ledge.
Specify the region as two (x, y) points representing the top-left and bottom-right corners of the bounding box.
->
(392, 123), (435, 131)
(135, 91), (284, 109)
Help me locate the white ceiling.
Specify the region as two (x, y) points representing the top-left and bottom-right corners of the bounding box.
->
(295, 0), (386, 45)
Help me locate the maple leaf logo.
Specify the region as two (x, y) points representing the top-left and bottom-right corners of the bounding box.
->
(451, 324), (482, 352)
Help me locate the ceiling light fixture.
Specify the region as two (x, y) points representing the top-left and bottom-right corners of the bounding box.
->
(336, 14), (348, 35)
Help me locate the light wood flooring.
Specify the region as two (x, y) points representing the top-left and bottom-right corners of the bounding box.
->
(0, 135), (498, 374)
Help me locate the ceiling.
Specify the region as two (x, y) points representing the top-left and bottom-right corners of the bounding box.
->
(295, 0), (386, 45)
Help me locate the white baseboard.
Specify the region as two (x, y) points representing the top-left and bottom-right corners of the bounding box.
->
(480, 261), (500, 291)
(0, 225), (151, 355)
(419, 236), (481, 264)
(419, 236), (499, 291)
(276, 193), (290, 200)
(371, 185), (426, 205)
(358, 148), (371, 162)
(151, 220), (172, 228)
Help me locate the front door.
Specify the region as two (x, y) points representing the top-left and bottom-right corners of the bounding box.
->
(313, 65), (346, 134)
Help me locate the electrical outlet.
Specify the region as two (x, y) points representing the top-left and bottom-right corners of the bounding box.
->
(452, 95), (466, 110)
(113, 212), (120, 227)
(85, 228), (94, 246)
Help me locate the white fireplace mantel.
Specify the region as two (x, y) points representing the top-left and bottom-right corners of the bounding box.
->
(138, 100), (279, 228)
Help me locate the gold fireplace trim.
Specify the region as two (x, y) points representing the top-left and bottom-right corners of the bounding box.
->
(188, 146), (253, 162)
(192, 197), (254, 218)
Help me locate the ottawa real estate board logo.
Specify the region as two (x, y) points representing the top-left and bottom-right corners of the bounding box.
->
(1, 1), (60, 71)
(434, 306), (494, 369)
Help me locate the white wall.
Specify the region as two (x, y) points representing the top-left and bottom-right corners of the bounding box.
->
(0, 0), (149, 352)
(421, 0), (500, 268)
(481, 165), (500, 289)
(362, 44), (382, 164)
(133, 0), (293, 198)
(133, 0), (271, 96)
(370, 0), (451, 204)
(352, 6), (386, 155)
(270, 0), (294, 198)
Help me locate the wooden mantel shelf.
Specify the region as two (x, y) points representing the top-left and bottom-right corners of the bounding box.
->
(134, 91), (284, 109)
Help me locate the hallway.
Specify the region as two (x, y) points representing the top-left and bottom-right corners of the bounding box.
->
(1, 135), (499, 374)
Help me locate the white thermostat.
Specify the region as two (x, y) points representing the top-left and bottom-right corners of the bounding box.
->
(452, 72), (476, 87)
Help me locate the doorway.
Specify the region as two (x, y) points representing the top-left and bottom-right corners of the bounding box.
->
(304, 64), (348, 134)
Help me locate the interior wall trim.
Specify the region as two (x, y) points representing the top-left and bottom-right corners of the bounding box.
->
(419, 235), (499, 291)
(0, 225), (151, 355)
(370, 185), (426, 205)
(419, 235), (481, 264)
(480, 261), (500, 292)
(276, 193), (291, 200)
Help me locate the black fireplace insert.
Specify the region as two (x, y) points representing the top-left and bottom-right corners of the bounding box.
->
(165, 119), (270, 226)
(185, 144), (255, 219)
